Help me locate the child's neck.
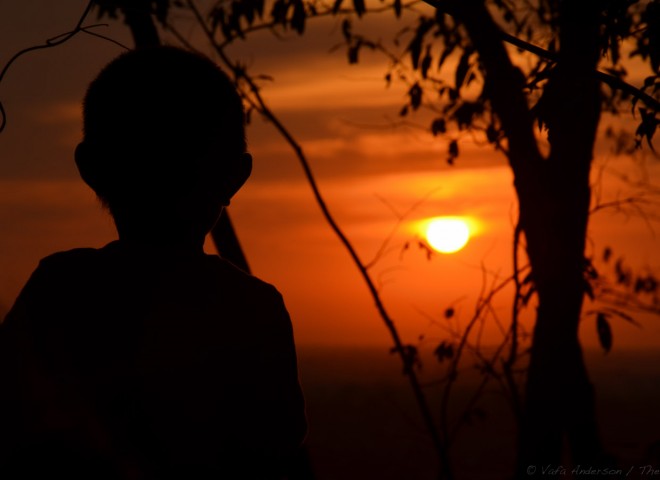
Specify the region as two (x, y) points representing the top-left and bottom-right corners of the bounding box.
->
(116, 230), (206, 255)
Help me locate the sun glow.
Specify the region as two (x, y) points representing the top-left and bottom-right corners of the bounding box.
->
(425, 217), (471, 254)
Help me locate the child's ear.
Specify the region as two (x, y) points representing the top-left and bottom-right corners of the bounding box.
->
(221, 152), (252, 205)
(75, 141), (104, 193)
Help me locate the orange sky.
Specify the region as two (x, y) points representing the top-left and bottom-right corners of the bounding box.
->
(1, 0), (659, 353)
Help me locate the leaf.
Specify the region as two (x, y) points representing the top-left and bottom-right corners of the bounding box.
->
(454, 102), (483, 130)
(332, 0), (344, 14)
(393, 345), (422, 373)
(291, 0), (306, 34)
(228, 9), (243, 38)
(635, 275), (659, 294)
(384, 73), (392, 87)
(408, 35), (423, 70)
(636, 108), (659, 151)
(348, 43), (359, 64)
(154, 0), (170, 24)
(238, 1), (255, 27)
(643, 75), (656, 89)
(406, 17), (434, 70)
(434, 341), (454, 363)
(271, 0), (287, 24)
(584, 279), (595, 301)
(341, 19), (352, 41)
(95, 3), (119, 20)
(583, 257), (598, 280)
(213, 7), (234, 40)
(604, 308), (642, 328)
(254, 0), (265, 18)
(486, 124), (498, 143)
(421, 45), (432, 79)
(455, 48), (472, 90)
(408, 82), (423, 110)
(399, 105), (409, 117)
(431, 118), (446, 136)
(447, 139), (459, 164)
(353, 0), (366, 17)
(444, 307), (454, 319)
(437, 44), (455, 71)
(615, 258), (632, 286)
(596, 313), (613, 354)
(394, 0), (402, 18)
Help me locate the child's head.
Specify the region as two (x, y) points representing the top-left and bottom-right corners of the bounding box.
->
(76, 46), (252, 243)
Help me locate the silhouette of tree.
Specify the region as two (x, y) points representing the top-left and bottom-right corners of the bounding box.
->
(390, 1), (658, 475)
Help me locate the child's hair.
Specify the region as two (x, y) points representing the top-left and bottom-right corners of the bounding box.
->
(79, 46), (246, 216)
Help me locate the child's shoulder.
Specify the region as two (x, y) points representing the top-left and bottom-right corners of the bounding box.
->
(37, 247), (102, 268)
(30, 247), (104, 283)
(203, 252), (286, 310)
(35, 242), (283, 303)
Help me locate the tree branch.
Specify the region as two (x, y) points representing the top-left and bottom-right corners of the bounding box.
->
(423, 0), (660, 114)
(0, 1), (95, 134)
(427, 0), (544, 197)
(500, 30), (660, 114)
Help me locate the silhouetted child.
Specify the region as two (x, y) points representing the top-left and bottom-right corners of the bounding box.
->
(0, 47), (306, 479)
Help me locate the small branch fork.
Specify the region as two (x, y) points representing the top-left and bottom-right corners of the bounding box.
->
(0, 1), (129, 134)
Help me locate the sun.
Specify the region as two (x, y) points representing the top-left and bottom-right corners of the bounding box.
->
(425, 217), (471, 254)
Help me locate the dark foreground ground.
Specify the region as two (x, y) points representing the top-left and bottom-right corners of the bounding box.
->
(297, 346), (660, 480)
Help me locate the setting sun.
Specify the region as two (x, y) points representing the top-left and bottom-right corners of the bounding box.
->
(425, 217), (471, 254)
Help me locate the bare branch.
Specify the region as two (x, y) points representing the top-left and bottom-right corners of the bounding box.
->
(0, 1), (95, 133)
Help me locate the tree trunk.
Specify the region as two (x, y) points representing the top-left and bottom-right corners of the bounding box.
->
(211, 211), (251, 272)
(519, 183), (602, 472)
(120, 0), (160, 48)
(448, 0), (608, 474)
(517, 0), (607, 473)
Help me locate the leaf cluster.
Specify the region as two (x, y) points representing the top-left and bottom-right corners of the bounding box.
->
(210, 0), (311, 38)
(584, 247), (659, 353)
(95, 0), (172, 24)
(354, 0), (660, 164)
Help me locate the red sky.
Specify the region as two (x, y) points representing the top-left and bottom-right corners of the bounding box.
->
(1, 0), (659, 351)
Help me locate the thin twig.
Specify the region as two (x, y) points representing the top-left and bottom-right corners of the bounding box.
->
(81, 26), (130, 50)
(214, 0), (424, 49)
(0, 1), (95, 133)
(366, 188), (441, 269)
